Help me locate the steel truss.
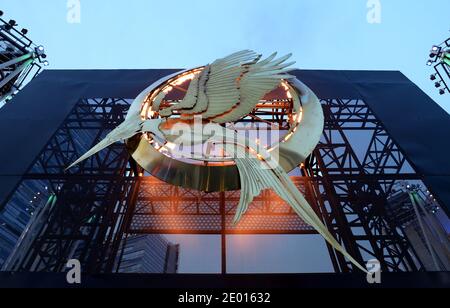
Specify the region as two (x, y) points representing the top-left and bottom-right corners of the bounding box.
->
(2, 97), (430, 273)
(428, 38), (450, 95)
(0, 14), (44, 105)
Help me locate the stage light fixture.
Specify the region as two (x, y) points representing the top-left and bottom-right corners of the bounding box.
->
(427, 37), (450, 96)
(1, 15), (48, 106)
(43, 60), (49, 67)
(35, 45), (45, 56)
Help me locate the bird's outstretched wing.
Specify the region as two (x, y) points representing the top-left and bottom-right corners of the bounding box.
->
(164, 50), (296, 123)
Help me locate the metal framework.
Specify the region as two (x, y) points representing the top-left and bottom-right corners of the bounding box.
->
(0, 11), (46, 106)
(1, 96), (432, 274)
(428, 37), (450, 95)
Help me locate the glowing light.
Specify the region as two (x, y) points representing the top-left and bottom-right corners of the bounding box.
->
(163, 86), (173, 94)
(141, 69), (202, 121)
(283, 109), (303, 142)
(296, 110), (303, 124)
(165, 142), (177, 151)
(141, 102), (150, 119)
(171, 71), (199, 86)
(284, 132), (294, 142)
(281, 81), (293, 99)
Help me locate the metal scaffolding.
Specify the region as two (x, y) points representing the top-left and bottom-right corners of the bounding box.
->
(428, 37), (450, 95)
(1, 96), (433, 274)
(0, 11), (47, 106)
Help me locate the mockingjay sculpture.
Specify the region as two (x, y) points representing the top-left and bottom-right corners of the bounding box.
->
(68, 50), (367, 272)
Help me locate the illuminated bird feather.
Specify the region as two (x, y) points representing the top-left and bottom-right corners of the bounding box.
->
(158, 50), (296, 123)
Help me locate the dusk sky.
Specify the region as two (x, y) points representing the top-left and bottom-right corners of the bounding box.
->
(2, 0), (449, 273)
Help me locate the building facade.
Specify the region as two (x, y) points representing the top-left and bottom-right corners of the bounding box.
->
(0, 69), (449, 275)
(117, 235), (179, 274)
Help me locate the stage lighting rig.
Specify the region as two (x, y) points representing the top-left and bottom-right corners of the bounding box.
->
(427, 37), (450, 96)
(0, 11), (49, 107)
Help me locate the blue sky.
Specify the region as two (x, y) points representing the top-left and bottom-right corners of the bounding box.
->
(3, 0), (450, 111)
(2, 0), (449, 273)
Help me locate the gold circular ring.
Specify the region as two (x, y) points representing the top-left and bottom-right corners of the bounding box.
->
(126, 69), (324, 192)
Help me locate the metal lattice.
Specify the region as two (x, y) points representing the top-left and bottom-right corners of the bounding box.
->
(1, 97), (436, 274)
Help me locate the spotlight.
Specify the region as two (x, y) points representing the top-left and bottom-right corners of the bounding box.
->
(41, 54), (47, 59)
(8, 20), (16, 26)
(435, 82), (441, 88)
(430, 74), (437, 81)
(20, 28), (28, 35)
(35, 45), (45, 56)
(4, 24), (12, 31)
(430, 46), (442, 56)
(0, 10), (3, 17)
(43, 60), (49, 66)
(440, 89), (446, 95)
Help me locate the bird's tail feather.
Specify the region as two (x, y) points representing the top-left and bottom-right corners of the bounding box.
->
(234, 158), (368, 273)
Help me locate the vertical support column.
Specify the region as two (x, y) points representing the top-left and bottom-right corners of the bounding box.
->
(220, 191), (227, 275)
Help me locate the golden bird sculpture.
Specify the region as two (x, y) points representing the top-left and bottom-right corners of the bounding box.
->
(68, 50), (367, 272)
